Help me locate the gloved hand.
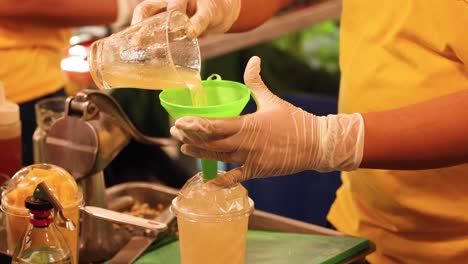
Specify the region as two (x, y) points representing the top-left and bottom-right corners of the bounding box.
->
(112, 0), (144, 31)
(131, 0), (241, 38)
(170, 56), (365, 187)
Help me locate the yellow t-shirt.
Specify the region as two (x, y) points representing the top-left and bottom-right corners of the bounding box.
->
(0, 22), (72, 103)
(328, 1), (468, 263)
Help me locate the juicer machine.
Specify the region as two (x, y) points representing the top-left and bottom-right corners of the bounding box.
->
(43, 89), (177, 262)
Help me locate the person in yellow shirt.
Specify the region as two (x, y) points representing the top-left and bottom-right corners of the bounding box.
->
(0, 0), (142, 165)
(134, 0), (468, 263)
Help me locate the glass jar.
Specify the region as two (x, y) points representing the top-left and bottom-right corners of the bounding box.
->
(12, 196), (72, 264)
(88, 10), (200, 90)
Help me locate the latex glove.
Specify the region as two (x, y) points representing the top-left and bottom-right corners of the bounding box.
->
(112, 0), (143, 31)
(170, 56), (365, 187)
(132, 0), (241, 38)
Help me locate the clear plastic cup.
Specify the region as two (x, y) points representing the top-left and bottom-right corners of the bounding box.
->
(34, 97), (66, 132)
(171, 171), (254, 264)
(1, 164), (83, 263)
(88, 10), (201, 90)
(33, 97), (66, 163)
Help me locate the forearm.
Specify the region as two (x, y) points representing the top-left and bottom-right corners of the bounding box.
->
(229, 0), (293, 32)
(0, 0), (117, 27)
(361, 89), (468, 170)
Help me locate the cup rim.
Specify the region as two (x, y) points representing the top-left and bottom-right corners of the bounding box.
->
(159, 79), (251, 112)
(170, 197), (254, 222)
(34, 96), (67, 114)
(34, 96), (67, 109)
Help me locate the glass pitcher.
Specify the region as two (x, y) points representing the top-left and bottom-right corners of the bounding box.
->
(88, 10), (201, 90)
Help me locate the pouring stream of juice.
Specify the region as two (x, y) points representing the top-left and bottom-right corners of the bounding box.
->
(178, 69), (218, 181)
(100, 64), (216, 179)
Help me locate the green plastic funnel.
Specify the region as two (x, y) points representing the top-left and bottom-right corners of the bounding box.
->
(159, 75), (250, 181)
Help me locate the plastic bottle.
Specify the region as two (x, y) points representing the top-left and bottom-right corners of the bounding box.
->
(12, 196), (72, 264)
(0, 81), (22, 180)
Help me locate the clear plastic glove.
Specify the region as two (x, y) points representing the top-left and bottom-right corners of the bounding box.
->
(170, 56), (365, 187)
(131, 0), (241, 38)
(112, 0), (144, 31)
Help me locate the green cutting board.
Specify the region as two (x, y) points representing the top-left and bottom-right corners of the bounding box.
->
(135, 230), (369, 264)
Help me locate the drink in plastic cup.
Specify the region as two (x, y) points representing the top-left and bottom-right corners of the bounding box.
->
(88, 10), (200, 90)
(171, 171), (254, 264)
(1, 164), (83, 263)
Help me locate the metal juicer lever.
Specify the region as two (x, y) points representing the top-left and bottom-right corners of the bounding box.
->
(45, 90), (177, 180)
(73, 90), (175, 146)
(82, 206), (168, 232)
